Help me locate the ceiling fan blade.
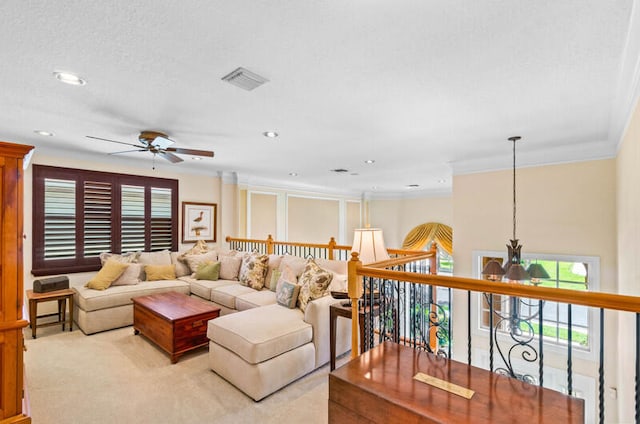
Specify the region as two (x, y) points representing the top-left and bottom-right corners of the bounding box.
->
(166, 147), (214, 157)
(86, 135), (146, 149)
(108, 149), (147, 155)
(158, 151), (184, 163)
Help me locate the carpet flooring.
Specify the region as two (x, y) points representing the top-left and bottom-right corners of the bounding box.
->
(24, 324), (348, 423)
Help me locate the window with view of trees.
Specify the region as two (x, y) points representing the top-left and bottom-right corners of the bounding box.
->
(32, 165), (178, 276)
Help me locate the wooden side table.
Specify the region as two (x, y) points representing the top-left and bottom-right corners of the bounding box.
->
(330, 301), (383, 371)
(26, 289), (74, 339)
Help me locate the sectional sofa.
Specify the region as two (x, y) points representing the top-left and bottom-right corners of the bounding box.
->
(70, 247), (352, 400)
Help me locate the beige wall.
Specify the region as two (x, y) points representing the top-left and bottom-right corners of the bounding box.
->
(453, 160), (617, 288)
(287, 196), (339, 243)
(369, 196), (453, 249)
(24, 152), (222, 290)
(616, 95), (640, 422)
(249, 192), (277, 239)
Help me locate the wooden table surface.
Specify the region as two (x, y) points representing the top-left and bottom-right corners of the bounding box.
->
(329, 341), (584, 423)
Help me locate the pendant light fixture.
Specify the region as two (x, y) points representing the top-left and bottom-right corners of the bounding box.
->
(482, 136), (530, 282)
(504, 136), (529, 281)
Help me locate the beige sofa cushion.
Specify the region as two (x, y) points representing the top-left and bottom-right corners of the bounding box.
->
(73, 280), (190, 312)
(235, 290), (277, 311)
(180, 276), (238, 300)
(207, 304), (311, 364)
(279, 255), (307, 277)
(211, 284), (255, 309)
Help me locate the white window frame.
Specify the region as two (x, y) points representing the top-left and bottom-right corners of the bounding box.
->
(471, 250), (600, 362)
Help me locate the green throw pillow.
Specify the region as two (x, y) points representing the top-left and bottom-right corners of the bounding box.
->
(269, 269), (282, 291)
(195, 261), (220, 280)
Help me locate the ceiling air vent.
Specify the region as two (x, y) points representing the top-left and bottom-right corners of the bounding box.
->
(221, 67), (269, 91)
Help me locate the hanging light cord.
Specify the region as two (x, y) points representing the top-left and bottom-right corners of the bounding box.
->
(512, 137), (517, 241)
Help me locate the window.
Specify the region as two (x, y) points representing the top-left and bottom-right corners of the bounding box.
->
(474, 251), (599, 353)
(33, 165), (178, 276)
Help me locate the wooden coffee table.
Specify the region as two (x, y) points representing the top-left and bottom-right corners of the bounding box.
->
(132, 291), (220, 363)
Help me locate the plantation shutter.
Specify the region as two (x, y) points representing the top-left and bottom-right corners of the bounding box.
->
(83, 180), (112, 257)
(121, 185), (146, 252)
(151, 187), (173, 251)
(43, 178), (76, 260)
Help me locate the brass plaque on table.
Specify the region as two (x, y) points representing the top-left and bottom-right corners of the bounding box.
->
(413, 372), (475, 399)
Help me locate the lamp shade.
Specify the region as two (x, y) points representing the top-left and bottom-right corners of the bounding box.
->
(505, 263), (530, 281)
(526, 263), (549, 279)
(482, 259), (505, 280)
(351, 228), (390, 264)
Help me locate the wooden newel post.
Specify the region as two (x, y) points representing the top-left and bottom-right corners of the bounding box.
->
(328, 237), (336, 260)
(348, 252), (363, 359)
(266, 234), (274, 254)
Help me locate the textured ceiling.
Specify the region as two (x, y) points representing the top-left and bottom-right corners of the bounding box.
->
(1, 1), (639, 196)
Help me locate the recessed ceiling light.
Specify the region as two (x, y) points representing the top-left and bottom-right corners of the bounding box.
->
(289, 172), (298, 177)
(191, 157), (202, 160)
(364, 159), (375, 164)
(53, 71), (87, 86)
(437, 178), (446, 183)
(263, 131), (278, 138)
(371, 186), (378, 190)
(34, 130), (54, 136)
(406, 184), (420, 189)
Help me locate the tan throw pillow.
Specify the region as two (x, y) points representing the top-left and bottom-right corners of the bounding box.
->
(86, 260), (129, 290)
(99, 251), (140, 266)
(195, 261), (220, 280)
(170, 252), (191, 277)
(111, 263), (142, 286)
(183, 251), (218, 273)
(276, 280), (301, 309)
(145, 264), (176, 281)
(297, 259), (333, 312)
(239, 253), (269, 290)
(219, 256), (242, 280)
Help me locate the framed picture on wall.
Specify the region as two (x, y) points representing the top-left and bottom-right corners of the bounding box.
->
(182, 202), (217, 243)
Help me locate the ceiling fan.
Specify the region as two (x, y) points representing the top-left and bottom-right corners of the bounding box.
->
(86, 131), (214, 165)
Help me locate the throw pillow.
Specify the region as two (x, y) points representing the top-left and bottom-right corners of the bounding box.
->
(276, 279), (301, 309)
(195, 261), (220, 280)
(145, 264), (176, 281)
(170, 252), (191, 277)
(219, 256), (242, 280)
(86, 260), (129, 290)
(111, 263), (142, 286)
(297, 259), (333, 312)
(269, 269), (282, 292)
(99, 251), (140, 266)
(264, 254), (283, 288)
(239, 253), (269, 290)
(183, 251), (218, 273)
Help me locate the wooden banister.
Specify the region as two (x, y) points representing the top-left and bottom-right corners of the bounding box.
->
(355, 265), (640, 314)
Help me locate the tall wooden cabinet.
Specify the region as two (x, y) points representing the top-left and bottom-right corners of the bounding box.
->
(0, 141), (33, 423)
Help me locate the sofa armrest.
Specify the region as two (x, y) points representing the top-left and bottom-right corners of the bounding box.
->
(304, 295), (352, 368)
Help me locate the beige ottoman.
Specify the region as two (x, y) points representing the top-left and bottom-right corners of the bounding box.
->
(207, 304), (316, 401)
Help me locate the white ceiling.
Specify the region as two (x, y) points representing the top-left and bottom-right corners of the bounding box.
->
(1, 1), (639, 197)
